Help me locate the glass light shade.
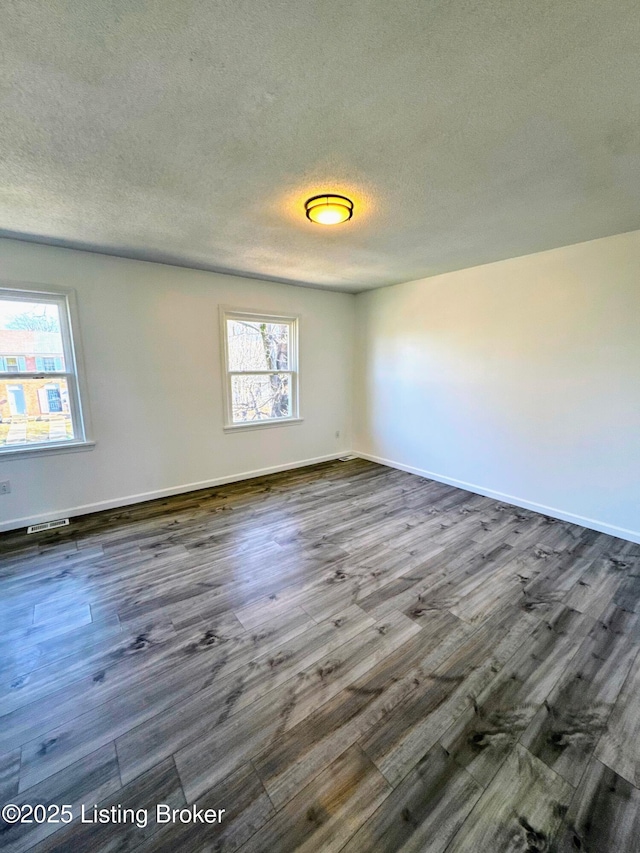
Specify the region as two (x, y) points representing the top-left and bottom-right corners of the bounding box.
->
(305, 194), (353, 225)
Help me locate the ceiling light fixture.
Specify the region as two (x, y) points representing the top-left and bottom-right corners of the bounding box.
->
(305, 194), (353, 225)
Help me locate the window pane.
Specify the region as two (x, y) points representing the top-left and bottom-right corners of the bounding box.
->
(231, 373), (290, 422)
(0, 300), (66, 372)
(227, 320), (289, 371)
(0, 377), (75, 446)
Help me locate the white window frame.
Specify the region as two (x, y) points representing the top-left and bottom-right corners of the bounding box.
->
(220, 307), (301, 431)
(0, 284), (93, 457)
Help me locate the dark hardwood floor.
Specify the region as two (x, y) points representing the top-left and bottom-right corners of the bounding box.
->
(1, 458), (640, 852)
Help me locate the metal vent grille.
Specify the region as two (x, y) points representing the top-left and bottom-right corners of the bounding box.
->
(27, 518), (70, 534)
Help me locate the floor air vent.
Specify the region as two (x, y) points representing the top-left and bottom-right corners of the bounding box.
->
(27, 518), (70, 534)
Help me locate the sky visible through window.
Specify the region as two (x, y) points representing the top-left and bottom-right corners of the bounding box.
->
(0, 300), (61, 332)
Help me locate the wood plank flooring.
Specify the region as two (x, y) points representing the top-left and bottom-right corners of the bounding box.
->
(1, 458), (639, 852)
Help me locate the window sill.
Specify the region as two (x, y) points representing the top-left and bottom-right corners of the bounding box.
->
(0, 440), (96, 460)
(223, 418), (304, 433)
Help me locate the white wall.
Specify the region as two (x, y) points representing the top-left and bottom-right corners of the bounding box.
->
(3, 230), (639, 541)
(0, 238), (355, 531)
(354, 230), (640, 542)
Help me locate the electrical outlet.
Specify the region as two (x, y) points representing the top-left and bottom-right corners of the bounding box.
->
(0, 480), (10, 495)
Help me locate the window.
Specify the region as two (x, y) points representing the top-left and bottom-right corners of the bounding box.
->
(0, 287), (88, 452)
(221, 309), (299, 428)
(40, 357), (61, 372)
(2, 357), (24, 372)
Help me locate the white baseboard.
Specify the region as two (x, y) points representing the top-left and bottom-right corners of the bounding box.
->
(355, 451), (640, 545)
(5, 450), (638, 545)
(0, 452), (347, 533)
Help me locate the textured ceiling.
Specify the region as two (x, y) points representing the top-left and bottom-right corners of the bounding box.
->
(1, 1), (639, 292)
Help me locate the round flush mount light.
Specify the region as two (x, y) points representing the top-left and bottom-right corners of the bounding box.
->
(305, 194), (353, 225)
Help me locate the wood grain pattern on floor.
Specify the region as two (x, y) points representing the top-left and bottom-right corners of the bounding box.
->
(1, 459), (639, 852)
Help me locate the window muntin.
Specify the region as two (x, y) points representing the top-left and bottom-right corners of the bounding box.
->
(222, 311), (298, 427)
(0, 290), (86, 451)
